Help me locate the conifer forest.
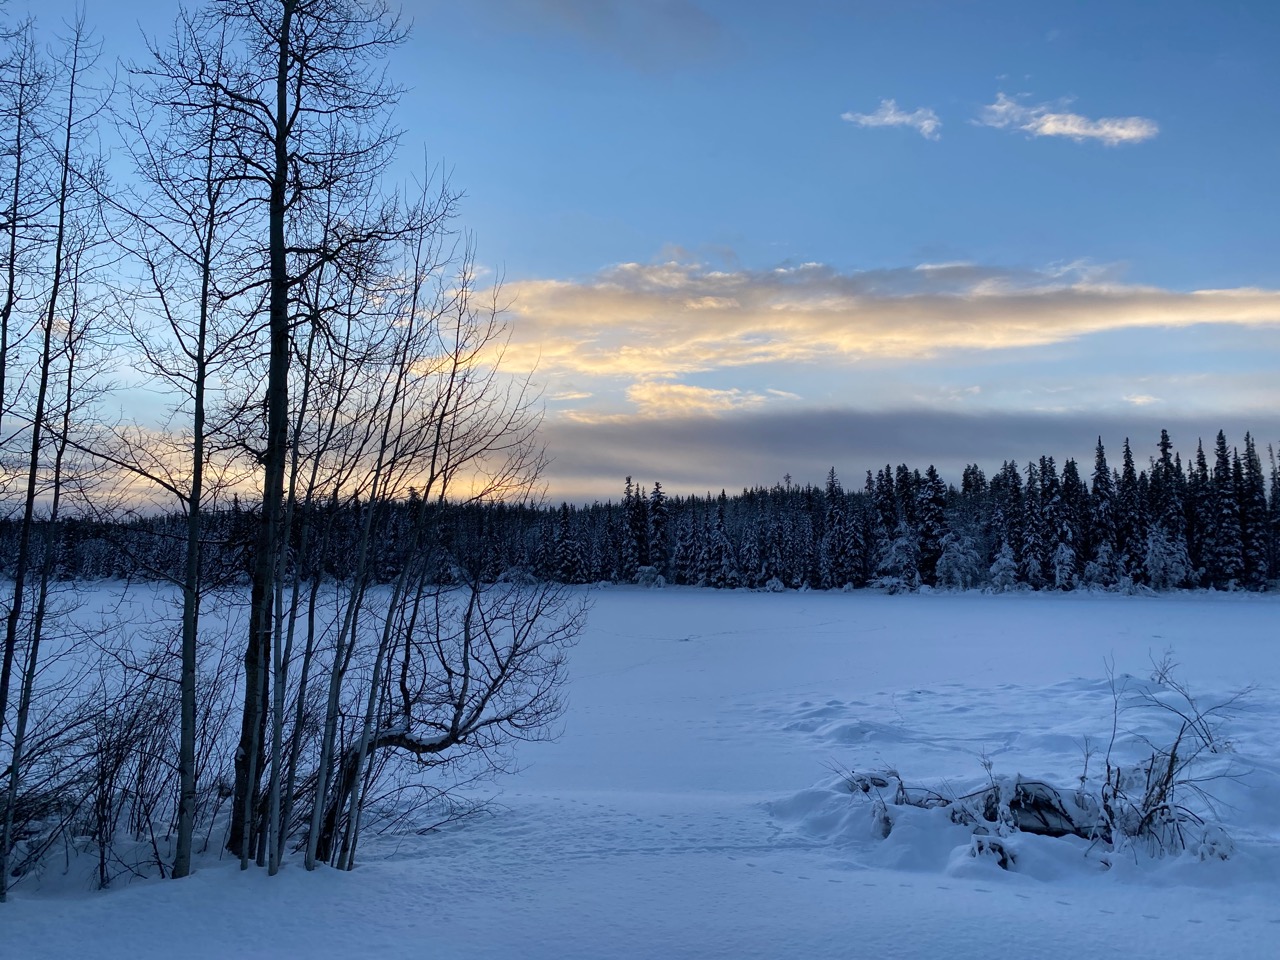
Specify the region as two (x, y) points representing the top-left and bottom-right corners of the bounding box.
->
(27, 429), (1274, 596)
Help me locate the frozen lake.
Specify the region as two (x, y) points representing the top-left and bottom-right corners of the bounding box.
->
(9, 586), (1279, 959)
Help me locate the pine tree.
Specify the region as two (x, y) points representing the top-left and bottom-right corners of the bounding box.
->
(988, 542), (1018, 592)
(762, 514), (786, 586)
(1143, 429), (1190, 589)
(894, 464), (918, 527)
(1211, 431), (1243, 588)
(1039, 455), (1076, 588)
(1116, 438), (1147, 582)
(1144, 525), (1191, 590)
(672, 516), (700, 585)
(1020, 459), (1046, 588)
(936, 531), (983, 591)
(1088, 438), (1117, 583)
(648, 481), (669, 578)
(1239, 433), (1268, 590)
(876, 519), (920, 594)
(706, 497), (741, 588)
(1188, 440), (1214, 584)
(818, 467), (850, 588)
(1269, 446), (1280, 584)
(915, 465), (948, 587)
(989, 460), (1024, 574)
(872, 466), (895, 530)
(627, 479), (650, 568)
(553, 503), (586, 584)
(738, 521), (763, 588)
(1060, 458), (1086, 564)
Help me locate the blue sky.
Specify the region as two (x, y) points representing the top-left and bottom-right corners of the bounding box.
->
(405, 0), (1279, 289)
(22, 0), (1280, 498)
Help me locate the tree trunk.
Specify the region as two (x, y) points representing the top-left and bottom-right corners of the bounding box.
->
(229, 0), (295, 864)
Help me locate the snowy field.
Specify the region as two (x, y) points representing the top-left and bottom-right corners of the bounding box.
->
(8, 587), (1280, 959)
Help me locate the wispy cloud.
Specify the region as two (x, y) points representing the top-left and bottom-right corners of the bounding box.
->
(626, 379), (767, 418)
(842, 99), (942, 141)
(498, 262), (1280, 388)
(978, 92), (1158, 145)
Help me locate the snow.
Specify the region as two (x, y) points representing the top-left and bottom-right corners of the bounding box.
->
(7, 587), (1280, 958)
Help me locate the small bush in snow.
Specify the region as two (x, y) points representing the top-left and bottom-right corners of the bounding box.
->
(841, 665), (1248, 868)
(634, 566), (665, 588)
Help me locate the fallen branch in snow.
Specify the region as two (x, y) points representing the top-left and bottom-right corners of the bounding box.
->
(843, 666), (1247, 868)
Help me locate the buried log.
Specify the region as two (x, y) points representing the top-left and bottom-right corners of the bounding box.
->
(849, 769), (1111, 844)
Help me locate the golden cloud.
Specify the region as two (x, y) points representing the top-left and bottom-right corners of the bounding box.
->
(493, 262), (1280, 382)
(625, 379), (768, 417)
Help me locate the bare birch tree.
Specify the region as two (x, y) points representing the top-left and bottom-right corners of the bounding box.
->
(0, 14), (110, 899)
(111, 9), (257, 879)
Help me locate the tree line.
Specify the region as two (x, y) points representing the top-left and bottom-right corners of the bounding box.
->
(10, 428), (1275, 598)
(537, 430), (1275, 594)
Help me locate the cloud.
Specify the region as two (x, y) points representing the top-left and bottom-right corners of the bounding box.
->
(541, 407), (1280, 502)
(978, 93), (1158, 145)
(842, 99), (942, 140)
(626, 379), (768, 417)
(497, 261), (1280, 386)
(1124, 393), (1161, 406)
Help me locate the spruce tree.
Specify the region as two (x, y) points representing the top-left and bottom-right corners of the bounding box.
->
(818, 467), (848, 588)
(707, 496), (740, 588)
(915, 465), (948, 587)
(894, 464), (918, 527)
(1116, 438), (1147, 582)
(1239, 433), (1268, 589)
(876, 519), (920, 593)
(989, 460), (1024, 572)
(1210, 432), (1244, 588)
(988, 541), (1018, 592)
(1019, 460), (1046, 588)
(1143, 429), (1190, 589)
(738, 521), (763, 588)
(1188, 440), (1214, 584)
(1269, 446), (1280, 583)
(648, 481), (670, 578)
(1088, 438), (1117, 582)
(553, 503), (586, 584)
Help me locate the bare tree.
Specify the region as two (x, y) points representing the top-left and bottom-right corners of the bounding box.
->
(0, 13), (111, 899)
(0, 1), (584, 890)
(111, 8), (258, 879)
(186, 0), (407, 865)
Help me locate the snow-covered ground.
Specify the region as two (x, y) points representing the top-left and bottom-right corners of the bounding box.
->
(8, 587), (1279, 958)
